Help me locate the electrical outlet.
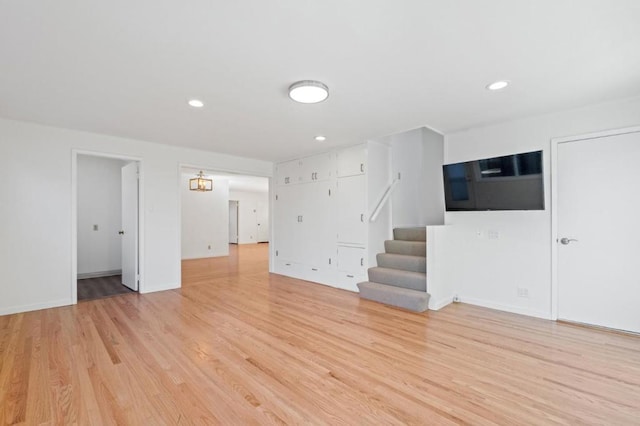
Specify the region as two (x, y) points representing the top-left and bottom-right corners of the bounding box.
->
(517, 287), (529, 298)
(488, 230), (499, 240)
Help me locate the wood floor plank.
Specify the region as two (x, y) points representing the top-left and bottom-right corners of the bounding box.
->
(1, 243), (640, 424)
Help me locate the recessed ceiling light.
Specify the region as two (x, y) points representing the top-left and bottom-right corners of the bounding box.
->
(486, 80), (510, 91)
(315, 135), (326, 142)
(188, 99), (204, 108)
(288, 80), (329, 104)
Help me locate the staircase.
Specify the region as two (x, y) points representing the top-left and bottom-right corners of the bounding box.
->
(357, 227), (430, 312)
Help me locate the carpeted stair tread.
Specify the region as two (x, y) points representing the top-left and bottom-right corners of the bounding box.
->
(376, 253), (426, 273)
(384, 240), (426, 256)
(357, 281), (430, 312)
(367, 267), (426, 291)
(393, 227), (426, 242)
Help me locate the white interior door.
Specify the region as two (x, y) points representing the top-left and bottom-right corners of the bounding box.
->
(229, 201), (239, 244)
(557, 131), (640, 333)
(121, 162), (139, 291)
(256, 201), (269, 242)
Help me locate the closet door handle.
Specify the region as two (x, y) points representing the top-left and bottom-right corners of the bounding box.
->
(360, 214), (364, 222)
(360, 163), (364, 173)
(360, 258), (364, 266)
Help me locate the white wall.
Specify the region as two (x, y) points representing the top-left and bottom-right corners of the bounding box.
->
(77, 155), (126, 276)
(383, 127), (445, 228)
(0, 118), (272, 315)
(181, 174), (229, 259)
(389, 128), (424, 227)
(441, 96), (640, 318)
(421, 127), (445, 225)
(229, 190), (268, 244)
(367, 141), (392, 268)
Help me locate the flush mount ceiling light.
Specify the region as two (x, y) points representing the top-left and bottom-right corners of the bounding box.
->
(486, 80), (511, 91)
(189, 171), (213, 192)
(188, 99), (204, 108)
(288, 80), (329, 104)
(314, 135), (326, 142)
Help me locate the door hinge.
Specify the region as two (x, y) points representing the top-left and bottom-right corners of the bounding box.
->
(328, 189), (331, 196)
(328, 258), (331, 265)
(276, 250), (278, 256)
(276, 194), (278, 201)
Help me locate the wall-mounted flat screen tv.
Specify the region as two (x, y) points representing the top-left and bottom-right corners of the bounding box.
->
(442, 150), (544, 211)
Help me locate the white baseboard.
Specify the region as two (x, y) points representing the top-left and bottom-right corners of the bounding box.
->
(429, 296), (453, 311)
(77, 269), (121, 279)
(461, 297), (552, 320)
(0, 299), (72, 316)
(140, 282), (180, 294)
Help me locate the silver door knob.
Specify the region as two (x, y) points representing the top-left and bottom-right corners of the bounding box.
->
(560, 237), (578, 245)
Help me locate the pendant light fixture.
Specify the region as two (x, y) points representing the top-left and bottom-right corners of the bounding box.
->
(189, 171), (213, 192)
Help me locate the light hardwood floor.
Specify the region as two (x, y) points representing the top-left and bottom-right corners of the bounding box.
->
(1, 243), (639, 424)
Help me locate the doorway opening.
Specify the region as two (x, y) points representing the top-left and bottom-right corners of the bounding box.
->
(180, 167), (270, 285)
(72, 152), (142, 302)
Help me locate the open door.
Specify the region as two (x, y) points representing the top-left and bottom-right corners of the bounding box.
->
(256, 201), (269, 242)
(229, 200), (239, 244)
(121, 162), (139, 291)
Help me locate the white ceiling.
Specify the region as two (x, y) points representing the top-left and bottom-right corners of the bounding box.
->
(1, 1), (639, 162)
(183, 168), (268, 193)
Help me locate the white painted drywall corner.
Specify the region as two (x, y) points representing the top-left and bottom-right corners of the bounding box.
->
(380, 126), (445, 229)
(421, 127), (445, 225)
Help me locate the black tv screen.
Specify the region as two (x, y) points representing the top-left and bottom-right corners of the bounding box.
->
(443, 150), (544, 211)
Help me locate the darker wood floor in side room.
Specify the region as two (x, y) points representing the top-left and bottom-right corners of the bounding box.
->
(77, 274), (134, 301)
(1, 243), (640, 424)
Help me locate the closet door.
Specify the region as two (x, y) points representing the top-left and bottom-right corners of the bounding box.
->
(337, 144), (366, 177)
(336, 175), (367, 245)
(301, 181), (334, 267)
(274, 184), (304, 262)
(337, 246), (367, 291)
(300, 152), (333, 183)
(276, 159), (300, 186)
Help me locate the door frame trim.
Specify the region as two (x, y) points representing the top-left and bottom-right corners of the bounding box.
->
(550, 125), (640, 320)
(71, 150), (145, 304)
